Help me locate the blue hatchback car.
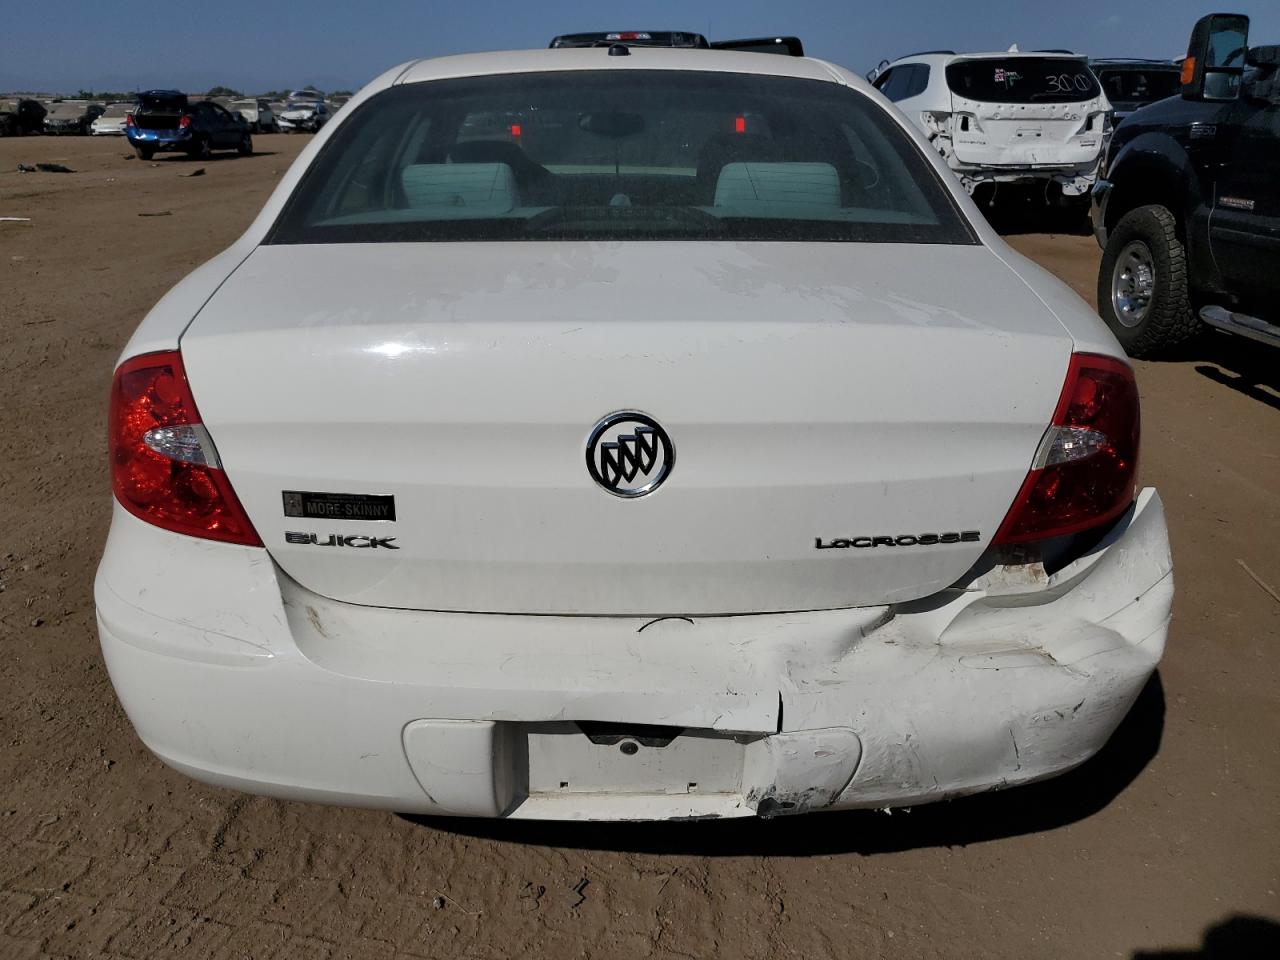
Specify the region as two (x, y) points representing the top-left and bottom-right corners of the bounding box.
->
(127, 91), (253, 161)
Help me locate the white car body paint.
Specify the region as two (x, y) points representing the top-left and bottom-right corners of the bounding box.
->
(872, 51), (1113, 196)
(91, 115), (128, 135)
(98, 48), (1172, 819)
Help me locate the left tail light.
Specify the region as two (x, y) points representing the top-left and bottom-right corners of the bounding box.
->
(994, 353), (1140, 545)
(125, 112), (134, 127)
(179, 114), (191, 129)
(108, 351), (262, 546)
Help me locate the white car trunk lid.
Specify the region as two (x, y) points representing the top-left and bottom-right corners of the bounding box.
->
(181, 242), (1071, 615)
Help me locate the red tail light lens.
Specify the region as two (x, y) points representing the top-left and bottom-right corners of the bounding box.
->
(108, 352), (261, 546)
(179, 114), (191, 129)
(994, 353), (1139, 545)
(125, 112), (135, 127)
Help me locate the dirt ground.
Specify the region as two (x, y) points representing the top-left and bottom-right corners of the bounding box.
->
(1, 134), (1278, 960)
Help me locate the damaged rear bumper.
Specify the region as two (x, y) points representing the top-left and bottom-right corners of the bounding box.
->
(948, 162), (1101, 197)
(95, 490), (1172, 820)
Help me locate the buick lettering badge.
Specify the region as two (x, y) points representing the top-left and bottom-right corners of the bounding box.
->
(585, 411), (674, 498)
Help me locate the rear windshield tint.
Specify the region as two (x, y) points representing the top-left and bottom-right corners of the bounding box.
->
(946, 58), (1101, 103)
(268, 70), (975, 245)
(1097, 68), (1180, 104)
(139, 96), (186, 112)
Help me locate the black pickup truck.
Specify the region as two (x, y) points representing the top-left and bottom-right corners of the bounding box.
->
(1092, 13), (1280, 356)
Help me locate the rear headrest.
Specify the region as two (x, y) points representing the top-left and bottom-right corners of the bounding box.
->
(713, 162), (841, 210)
(401, 163), (518, 212)
(695, 133), (789, 184)
(448, 140), (549, 182)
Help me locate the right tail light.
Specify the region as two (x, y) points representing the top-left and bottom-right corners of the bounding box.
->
(994, 353), (1140, 545)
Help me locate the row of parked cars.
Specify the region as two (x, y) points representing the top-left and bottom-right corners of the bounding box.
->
(122, 90), (342, 159)
(0, 89), (343, 142)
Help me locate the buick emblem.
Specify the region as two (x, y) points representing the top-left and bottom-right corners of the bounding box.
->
(585, 411), (674, 498)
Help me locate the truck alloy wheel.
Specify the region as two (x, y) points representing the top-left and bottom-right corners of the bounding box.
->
(1096, 205), (1199, 357)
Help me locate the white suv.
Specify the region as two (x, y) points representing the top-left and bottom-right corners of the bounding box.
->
(872, 50), (1112, 201)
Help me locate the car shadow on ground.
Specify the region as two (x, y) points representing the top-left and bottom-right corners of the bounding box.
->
(1185, 333), (1280, 413)
(406, 673), (1165, 857)
(975, 190), (1094, 237)
(1131, 915), (1280, 958)
(146, 151), (278, 162)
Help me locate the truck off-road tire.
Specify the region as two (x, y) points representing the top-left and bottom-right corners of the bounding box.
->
(238, 133), (253, 156)
(1097, 204), (1199, 358)
(134, 145), (154, 161)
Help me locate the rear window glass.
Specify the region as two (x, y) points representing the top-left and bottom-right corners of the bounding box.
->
(1097, 69), (1180, 104)
(269, 70), (973, 245)
(946, 58), (1101, 103)
(139, 96), (186, 112)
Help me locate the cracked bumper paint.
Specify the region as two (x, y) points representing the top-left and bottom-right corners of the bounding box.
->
(96, 490), (1172, 821)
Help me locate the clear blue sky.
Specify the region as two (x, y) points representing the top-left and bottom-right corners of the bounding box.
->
(7, 0), (1280, 95)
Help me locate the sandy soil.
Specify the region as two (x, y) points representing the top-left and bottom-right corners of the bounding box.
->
(1, 134), (1278, 960)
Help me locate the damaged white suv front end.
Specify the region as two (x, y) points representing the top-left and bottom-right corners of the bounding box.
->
(874, 51), (1112, 198)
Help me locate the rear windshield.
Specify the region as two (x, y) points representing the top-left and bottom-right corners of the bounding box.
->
(269, 70), (973, 245)
(139, 96), (186, 112)
(946, 58), (1101, 103)
(1097, 68), (1180, 104)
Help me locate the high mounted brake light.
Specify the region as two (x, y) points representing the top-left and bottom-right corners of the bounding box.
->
(108, 351), (261, 546)
(994, 353), (1139, 544)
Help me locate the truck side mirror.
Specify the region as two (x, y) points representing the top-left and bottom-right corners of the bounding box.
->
(1182, 12), (1250, 101)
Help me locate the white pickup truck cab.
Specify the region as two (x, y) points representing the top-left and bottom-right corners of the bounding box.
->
(873, 50), (1113, 201)
(96, 47), (1171, 821)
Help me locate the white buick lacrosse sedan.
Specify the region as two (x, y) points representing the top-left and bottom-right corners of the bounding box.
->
(97, 46), (1173, 820)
